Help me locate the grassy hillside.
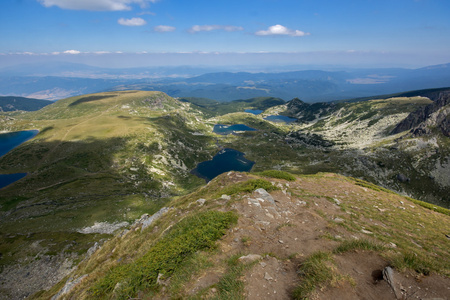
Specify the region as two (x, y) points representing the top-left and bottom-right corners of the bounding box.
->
(179, 96), (285, 117)
(33, 172), (450, 299)
(0, 91), (218, 299)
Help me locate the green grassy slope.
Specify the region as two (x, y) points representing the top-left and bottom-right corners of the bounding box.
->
(179, 96), (285, 117)
(0, 91), (216, 296)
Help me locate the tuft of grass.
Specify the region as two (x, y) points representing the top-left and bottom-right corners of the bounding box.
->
(257, 170), (297, 181)
(293, 251), (335, 300)
(213, 254), (255, 300)
(89, 210), (237, 299)
(348, 177), (450, 215)
(391, 251), (440, 276)
(217, 178), (279, 197)
(333, 239), (385, 254)
(404, 196), (450, 216)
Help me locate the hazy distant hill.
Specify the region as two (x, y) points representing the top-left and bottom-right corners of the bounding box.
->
(1, 62), (450, 101)
(0, 96), (51, 111)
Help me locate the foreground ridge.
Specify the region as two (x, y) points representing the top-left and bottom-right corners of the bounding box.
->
(39, 171), (450, 300)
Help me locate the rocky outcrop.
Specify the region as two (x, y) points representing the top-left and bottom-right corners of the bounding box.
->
(392, 91), (450, 136)
(285, 131), (335, 148)
(284, 98), (335, 122)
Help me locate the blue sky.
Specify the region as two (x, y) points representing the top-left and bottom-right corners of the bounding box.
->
(1, 0), (450, 68)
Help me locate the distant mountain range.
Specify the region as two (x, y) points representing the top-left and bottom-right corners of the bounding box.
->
(0, 62), (449, 101)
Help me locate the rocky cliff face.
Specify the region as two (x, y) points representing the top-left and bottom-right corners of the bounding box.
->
(392, 91), (450, 136)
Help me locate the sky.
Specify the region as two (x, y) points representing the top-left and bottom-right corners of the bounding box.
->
(1, 0), (450, 68)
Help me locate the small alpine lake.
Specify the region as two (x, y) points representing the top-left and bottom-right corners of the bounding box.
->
(213, 124), (257, 135)
(191, 148), (255, 182)
(0, 129), (39, 189)
(244, 109), (264, 115)
(263, 115), (297, 123)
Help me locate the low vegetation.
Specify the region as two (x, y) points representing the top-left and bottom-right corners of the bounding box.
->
(257, 170), (297, 181)
(90, 210), (237, 299)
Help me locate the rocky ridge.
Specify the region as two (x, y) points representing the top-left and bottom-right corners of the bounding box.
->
(40, 172), (450, 300)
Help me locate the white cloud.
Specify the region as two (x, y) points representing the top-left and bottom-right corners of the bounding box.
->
(118, 17), (147, 26)
(255, 24), (310, 37)
(188, 25), (244, 33)
(38, 0), (159, 11)
(154, 25), (176, 32)
(63, 50), (81, 54)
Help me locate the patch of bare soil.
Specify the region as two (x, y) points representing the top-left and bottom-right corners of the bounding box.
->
(188, 173), (450, 299)
(318, 251), (450, 300)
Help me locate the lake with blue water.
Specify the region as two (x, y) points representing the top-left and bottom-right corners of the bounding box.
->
(263, 115), (297, 123)
(245, 109), (264, 115)
(191, 148), (255, 182)
(0, 129), (38, 189)
(213, 124), (257, 135)
(0, 130), (39, 157)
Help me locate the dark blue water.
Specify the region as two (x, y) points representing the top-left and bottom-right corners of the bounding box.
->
(0, 130), (38, 189)
(191, 148), (255, 182)
(245, 109), (264, 115)
(213, 124), (257, 135)
(263, 115), (297, 123)
(0, 130), (39, 157)
(0, 173), (27, 189)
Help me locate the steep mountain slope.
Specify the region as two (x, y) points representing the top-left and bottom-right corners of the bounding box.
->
(0, 91), (216, 298)
(392, 91), (450, 136)
(278, 91), (450, 207)
(34, 172), (450, 300)
(0, 96), (51, 112)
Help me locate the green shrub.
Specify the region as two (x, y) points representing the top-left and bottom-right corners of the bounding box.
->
(218, 179), (279, 197)
(257, 170), (296, 181)
(90, 210), (238, 299)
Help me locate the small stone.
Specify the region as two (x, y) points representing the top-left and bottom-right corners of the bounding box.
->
(278, 240), (284, 244)
(333, 198), (341, 205)
(196, 198), (206, 206)
(264, 272), (273, 281)
(361, 229), (373, 235)
(260, 262), (267, 268)
(334, 217), (344, 223)
(221, 194), (231, 201)
(387, 242), (397, 248)
(238, 254), (262, 264)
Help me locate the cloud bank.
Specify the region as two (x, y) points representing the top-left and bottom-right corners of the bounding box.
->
(38, 0), (159, 11)
(154, 25), (176, 32)
(118, 17), (147, 26)
(189, 25), (244, 33)
(255, 25), (310, 37)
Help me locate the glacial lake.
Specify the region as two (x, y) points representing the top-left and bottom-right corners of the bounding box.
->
(263, 115), (297, 123)
(244, 109), (264, 115)
(191, 148), (255, 182)
(0, 130), (38, 189)
(213, 124), (257, 135)
(0, 130), (39, 157)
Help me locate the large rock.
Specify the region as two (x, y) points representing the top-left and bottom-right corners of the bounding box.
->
(392, 91), (450, 136)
